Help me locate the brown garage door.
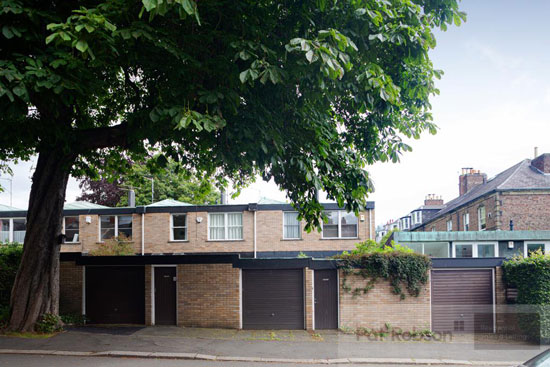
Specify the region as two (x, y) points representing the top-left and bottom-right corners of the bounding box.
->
(243, 269), (304, 329)
(431, 269), (494, 333)
(86, 266), (145, 324)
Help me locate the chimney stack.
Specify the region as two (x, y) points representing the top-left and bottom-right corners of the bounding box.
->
(424, 194), (444, 206)
(220, 189), (228, 205)
(459, 168), (487, 196)
(531, 153), (550, 174)
(534, 146), (539, 159)
(128, 189), (136, 207)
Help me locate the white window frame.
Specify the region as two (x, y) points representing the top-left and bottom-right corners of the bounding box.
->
(321, 211), (358, 239)
(478, 206), (486, 231)
(98, 215), (133, 242)
(282, 212), (301, 240)
(2, 218), (26, 243)
(462, 213), (470, 231)
(452, 242), (498, 258)
(446, 219), (452, 232)
(170, 214), (188, 241)
(207, 212), (243, 241)
(63, 216), (80, 243)
(524, 241), (550, 257)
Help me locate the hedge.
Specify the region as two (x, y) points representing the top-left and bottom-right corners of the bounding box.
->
(0, 243), (23, 308)
(503, 251), (550, 343)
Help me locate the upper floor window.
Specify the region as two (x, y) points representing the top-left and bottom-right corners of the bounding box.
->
(283, 212), (301, 239)
(446, 219), (452, 232)
(63, 216), (80, 243)
(0, 218), (26, 243)
(322, 211), (358, 239)
(171, 214), (187, 241)
(100, 215), (132, 241)
(462, 213), (469, 231)
(208, 213), (243, 240)
(478, 206), (486, 230)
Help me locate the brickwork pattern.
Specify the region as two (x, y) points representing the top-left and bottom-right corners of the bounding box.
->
(61, 209), (375, 254)
(500, 191), (550, 231)
(339, 269), (431, 331)
(305, 268), (313, 330)
(177, 264), (240, 328)
(59, 261), (83, 315)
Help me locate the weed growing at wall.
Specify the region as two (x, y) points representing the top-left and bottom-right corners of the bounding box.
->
(503, 250), (550, 343)
(89, 235), (135, 256)
(335, 240), (431, 299)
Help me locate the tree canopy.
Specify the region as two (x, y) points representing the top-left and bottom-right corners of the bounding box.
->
(78, 158), (220, 206)
(0, 0), (465, 228)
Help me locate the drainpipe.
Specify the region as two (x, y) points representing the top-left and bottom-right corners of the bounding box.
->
(253, 210), (257, 258)
(369, 210), (373, 240)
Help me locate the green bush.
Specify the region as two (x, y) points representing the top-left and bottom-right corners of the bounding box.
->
(503, 250), (550, 343)
(335, 241), (431, 299)
(35, 313), (63, 333)
(60, 313), (87, 326)
(0, 243), (23, 308)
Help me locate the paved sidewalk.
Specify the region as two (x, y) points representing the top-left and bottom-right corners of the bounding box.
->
(0, 326), (544, 365)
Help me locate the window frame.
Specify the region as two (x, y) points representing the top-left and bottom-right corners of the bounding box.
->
(524, 241), (550, 257)
(462, 213), (470, 231)
(282, 211), (301, 240)
(321, 211), (359, 239)
(452, 242), (498, 258)
(207, 212), (243, 241)
(98, 215), (133, 242)
(170, 213), (188, 242)
(0, 218), (26, 243)
(446, 219), (452, 232)
(478, 206), (487, 231)
(63, 216), (80, 243)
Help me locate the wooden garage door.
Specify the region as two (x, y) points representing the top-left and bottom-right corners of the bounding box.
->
(431, 269), (494, 333)
(243, 269), (304, 329)
(86, 266), (145, 324)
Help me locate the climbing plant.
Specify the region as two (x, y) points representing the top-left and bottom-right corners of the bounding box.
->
(335, 240), (431, 299)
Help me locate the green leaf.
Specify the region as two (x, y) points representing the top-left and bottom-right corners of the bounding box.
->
(305, 50), (314, 63)
(75, 40), (88, 53)
(45, 33), (57, 44)
(2, 26), (14, 39)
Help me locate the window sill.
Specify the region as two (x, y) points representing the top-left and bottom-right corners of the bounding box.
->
(320, 237), (359, 240)
(96, 241), (134, 244)
(168, 240), (189, 243)
(281, 238), (303, 241)
(206, 239), (245, 242)
(62, 242), (81, 245)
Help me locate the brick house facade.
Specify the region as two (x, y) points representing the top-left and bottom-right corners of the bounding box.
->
(414, 154), (550, 232)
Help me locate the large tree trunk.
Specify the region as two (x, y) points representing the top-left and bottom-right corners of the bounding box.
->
(8, 150), (74, 332)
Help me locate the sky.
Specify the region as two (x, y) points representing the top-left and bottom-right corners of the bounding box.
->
(2, 0), (550, 227)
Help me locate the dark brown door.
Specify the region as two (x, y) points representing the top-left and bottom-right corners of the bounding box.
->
(155, 267), (177, 325)
(86, 266), (145, 324)
(314, 269), (338, 329)
(243, 269), (304, 329)
(431, 269), (494, 333)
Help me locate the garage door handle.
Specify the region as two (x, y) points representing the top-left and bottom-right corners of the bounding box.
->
(460, 314), (464, 318)
(271, 313), (275, 317)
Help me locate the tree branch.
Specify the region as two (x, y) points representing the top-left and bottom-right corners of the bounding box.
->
(74, 124), (128, 151)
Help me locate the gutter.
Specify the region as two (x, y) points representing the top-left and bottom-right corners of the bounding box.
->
(141, 206), (146, 256)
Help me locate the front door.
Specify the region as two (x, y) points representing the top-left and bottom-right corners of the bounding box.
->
(314, 269), (338, 329)
(154, 267), (177, 325)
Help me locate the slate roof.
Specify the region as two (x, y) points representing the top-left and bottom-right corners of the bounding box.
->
(425, 158), (550, 224)
(63, 201), (109, 210)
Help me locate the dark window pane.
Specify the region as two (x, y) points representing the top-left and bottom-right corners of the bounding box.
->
(65, 217), (79, 230)
(101, 228), (115, 240)
(101, 216), (115, 229)
(118, 228), (132, 239)
(341, 224), (357, 238)
(118, 215), (132, 228)
(499, 241), (523, 258)
(478, 244), (494, 258)
(455, 244), (473, 258)
(12, 219), (26, 231)
(323, 224), (338, 238)
(65, 230), (79, 243)
(324, 211), (338, 225)
(173, 228), (187, 241)
(172, 214), (186, 228)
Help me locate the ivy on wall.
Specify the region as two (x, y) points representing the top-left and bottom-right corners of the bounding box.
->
(335, 240), (431, 300)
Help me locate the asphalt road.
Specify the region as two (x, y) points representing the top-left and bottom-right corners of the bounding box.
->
(0, 355), (503, 367)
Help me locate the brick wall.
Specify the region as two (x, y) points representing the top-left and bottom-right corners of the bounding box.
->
(419, 194), (498, 232)
(145, 265), (152, 326)
(65, 209), (374, 255)
(59, 261), (83, 315)
(339, 269), (431, 331)
(500, 191), (550, 231)
(305, 268), (313, 330)
(177, 264), (240, 328)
